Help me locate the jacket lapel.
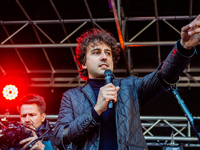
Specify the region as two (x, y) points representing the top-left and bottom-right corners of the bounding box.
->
(82, 83), (96, 107)
(113, 78), (121, 108)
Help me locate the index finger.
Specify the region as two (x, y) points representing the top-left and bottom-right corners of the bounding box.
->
(105, 83), (115, 87)
(181, 14), (200, 33)
(20, 137), (33, 145)
(189, 14), (200, 28)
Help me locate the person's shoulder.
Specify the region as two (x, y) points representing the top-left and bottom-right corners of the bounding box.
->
(64, 86), (83, 94)
(114, 75), (139, 83)
(62, 86), (84, 99)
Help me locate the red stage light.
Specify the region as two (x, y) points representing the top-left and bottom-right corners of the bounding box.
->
(2, 84), (18, 100)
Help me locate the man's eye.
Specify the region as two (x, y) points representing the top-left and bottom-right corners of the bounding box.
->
(93, 52), (99, 54)
(106, 52), (111, 55)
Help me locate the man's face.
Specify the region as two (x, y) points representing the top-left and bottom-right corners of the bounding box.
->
(82, 42), (114, 79)
(20, 104), (46, 131)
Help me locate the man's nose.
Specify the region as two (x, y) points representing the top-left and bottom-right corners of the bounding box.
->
(25, 115), (30, 122)
(101, 52), (107, 60)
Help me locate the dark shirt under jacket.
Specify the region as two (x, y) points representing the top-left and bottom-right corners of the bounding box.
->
(88, 78), (118, 150)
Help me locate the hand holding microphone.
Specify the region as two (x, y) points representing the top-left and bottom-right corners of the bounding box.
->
(94, 69), (120, 115)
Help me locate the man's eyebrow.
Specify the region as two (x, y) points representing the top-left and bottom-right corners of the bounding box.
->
(21, 114), (27, 116)
(90, 48), (100, 52)
(105, 49), (111, 52)
(90, 48), (111, 52)
(21, 113), (35, 115)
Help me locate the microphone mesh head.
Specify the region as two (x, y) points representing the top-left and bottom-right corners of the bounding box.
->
(104, 69), (113, 76)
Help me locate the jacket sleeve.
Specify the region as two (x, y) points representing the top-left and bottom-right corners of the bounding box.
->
(137, 40), (196, 108)
(160, 39), (196, 85)
(54, 90), (99, 150)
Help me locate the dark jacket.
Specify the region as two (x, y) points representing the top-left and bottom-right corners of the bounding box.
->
(54, 41), (196, 150)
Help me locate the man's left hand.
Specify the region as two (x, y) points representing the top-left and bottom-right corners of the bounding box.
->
(181, 14), (200, 50)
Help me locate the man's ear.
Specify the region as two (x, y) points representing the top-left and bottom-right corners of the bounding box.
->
(81, 64), (87, 69)
(41, 113), (46, 122)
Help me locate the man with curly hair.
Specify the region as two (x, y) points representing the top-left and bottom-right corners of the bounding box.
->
(54, 14), (200, 150)
(74, 28), (120, 81)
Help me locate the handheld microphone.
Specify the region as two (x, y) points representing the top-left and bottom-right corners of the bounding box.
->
(104, 69), (114, 109)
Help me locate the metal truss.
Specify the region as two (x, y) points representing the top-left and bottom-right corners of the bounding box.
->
(1, 115), (200, 148)
(0, 0), (200, 88)
(141, 116), (200, 148)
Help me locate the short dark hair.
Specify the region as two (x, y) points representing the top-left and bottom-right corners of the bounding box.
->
(17, 93), (46, 114)
(74, 28), (121, 80)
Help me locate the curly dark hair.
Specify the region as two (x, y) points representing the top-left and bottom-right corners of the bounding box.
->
(17, 93), (46, 114)
(74, 28), (121, 80)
